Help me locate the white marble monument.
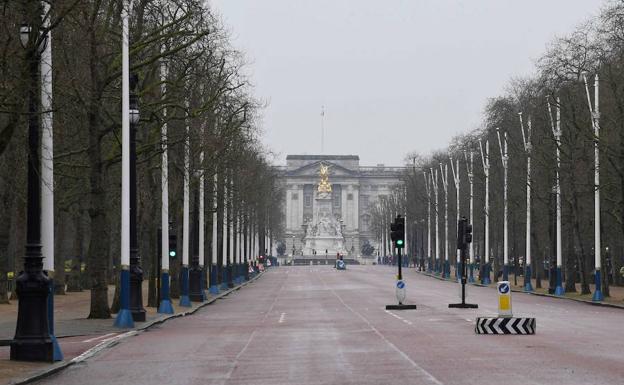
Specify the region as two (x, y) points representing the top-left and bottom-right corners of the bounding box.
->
(302, 164), (346, 255)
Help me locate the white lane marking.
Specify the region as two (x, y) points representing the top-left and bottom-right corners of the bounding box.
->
(278, 312), (286, 323)
(325, 281), (443, 385)
(82, 332), (117, 343)
(465, 318), (472, 322)
(71, 331), (136, 363)
(221, 269), (288, 384)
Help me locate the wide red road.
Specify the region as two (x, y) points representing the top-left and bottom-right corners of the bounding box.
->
(36, 265), (624, 385)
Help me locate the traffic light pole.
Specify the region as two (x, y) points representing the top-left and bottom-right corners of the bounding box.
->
(450, 217), (478, 309)
(386, 215), (416, 310)
(397, 246), (402, 281)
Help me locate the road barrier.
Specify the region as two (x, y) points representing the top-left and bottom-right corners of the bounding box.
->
(475, 281), (536, 335)
(497, 281), (512, 317)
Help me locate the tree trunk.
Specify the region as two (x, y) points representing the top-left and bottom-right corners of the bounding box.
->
(565, 227), (576, 293)
(86, 108), (110, 319)
(110, 271), (120, 314)
(571, 182), (591, 295)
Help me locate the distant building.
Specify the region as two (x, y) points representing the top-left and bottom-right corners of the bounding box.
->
(274, 155), (405, 257)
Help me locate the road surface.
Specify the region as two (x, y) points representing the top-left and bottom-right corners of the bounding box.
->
(36, 265), (624, 385)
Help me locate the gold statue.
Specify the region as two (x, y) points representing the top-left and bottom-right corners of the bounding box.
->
(318, 163), (332, 193)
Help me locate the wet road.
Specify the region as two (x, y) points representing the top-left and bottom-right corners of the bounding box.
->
(36, 265), (624, 385)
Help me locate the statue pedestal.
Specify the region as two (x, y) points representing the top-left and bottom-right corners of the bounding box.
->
(302, 191), (345, 255)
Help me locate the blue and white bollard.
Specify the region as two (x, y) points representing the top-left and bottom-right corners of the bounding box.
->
(158, 270), (174, 314)
(555, 266), (564, 296)
(592, 269), (603, 301)
(114, 267), (135, 328)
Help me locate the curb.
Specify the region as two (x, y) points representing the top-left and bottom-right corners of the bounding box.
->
(415, 270), (624, 310)
(8, 271), (265, 385)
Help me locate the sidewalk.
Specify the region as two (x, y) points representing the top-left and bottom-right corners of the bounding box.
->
(0, 272), (263, 385)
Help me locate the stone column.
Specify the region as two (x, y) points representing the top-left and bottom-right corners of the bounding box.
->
(352, 184), (359, 231)
(298, 184), (304, 230)
(341, 186), (348, 226)
(286, 186), (292, 231)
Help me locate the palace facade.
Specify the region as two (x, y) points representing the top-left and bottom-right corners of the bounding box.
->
(274, 155), (405, 257)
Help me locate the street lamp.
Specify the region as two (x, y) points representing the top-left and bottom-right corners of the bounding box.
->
(582, 72), (603, 302)
(128, 74), (146, 321)
(478, 140), (491, 285)
(496, 128), (509, 281)
(518, 113), (534, 293)
(113, 0), (135, 329)
(11, 17), (54, 361)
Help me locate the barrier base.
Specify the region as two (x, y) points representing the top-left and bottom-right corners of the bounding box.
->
(475, 317), (535, 335)
(449, 303), (478, 309)
(385, 304), (417, 310)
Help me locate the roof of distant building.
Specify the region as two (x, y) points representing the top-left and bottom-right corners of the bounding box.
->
(285, 154), (359, 161)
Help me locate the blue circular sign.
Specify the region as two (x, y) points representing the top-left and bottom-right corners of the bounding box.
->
(498, 283), (510, 294)
(396, 280), (405, 289)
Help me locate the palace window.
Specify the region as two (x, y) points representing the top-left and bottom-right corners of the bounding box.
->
(292, 193), (298, 200)
(304, 195), (312, 207)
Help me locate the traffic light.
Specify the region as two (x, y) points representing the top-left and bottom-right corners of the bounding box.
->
(465, 222), (473, 245)
(457, 217), (473, 250)
(390, 215), (405, 249)
(169, 233), (177, 258)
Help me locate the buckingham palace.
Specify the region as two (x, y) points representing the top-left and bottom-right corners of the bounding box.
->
(274, 155), (405, 258)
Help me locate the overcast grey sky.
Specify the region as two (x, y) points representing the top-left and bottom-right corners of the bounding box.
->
(211, 0), (604, 166)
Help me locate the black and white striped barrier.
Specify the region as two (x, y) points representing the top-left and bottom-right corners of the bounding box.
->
(474, 281), (536, 335)
(475, 317), (536, 335)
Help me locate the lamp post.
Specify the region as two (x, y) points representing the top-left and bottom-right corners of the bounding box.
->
(209, 174), (220, 294)
(496, 129), (509, 281)
(547, 97), (564, 296)
(189, 181), (205, 302)
(478, 139), (491, 285)
(423, 172), (432, 273)
(158, 57), (174, 314)
(40, 0), (63, 361)
(582, 73), (603, 302)
(519, 113), (534, 293)
(113, 0), (134, 328)
(431, 168), (440, 275)
(179, 98), (191, 307)
(220, 174), (229, 290)
(128, 74), (146, 321)
(11, 13), (55, 362)
(439, 163), (449, 278)
(450, 157), (460, 280)
(465, 151), (475, 283)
